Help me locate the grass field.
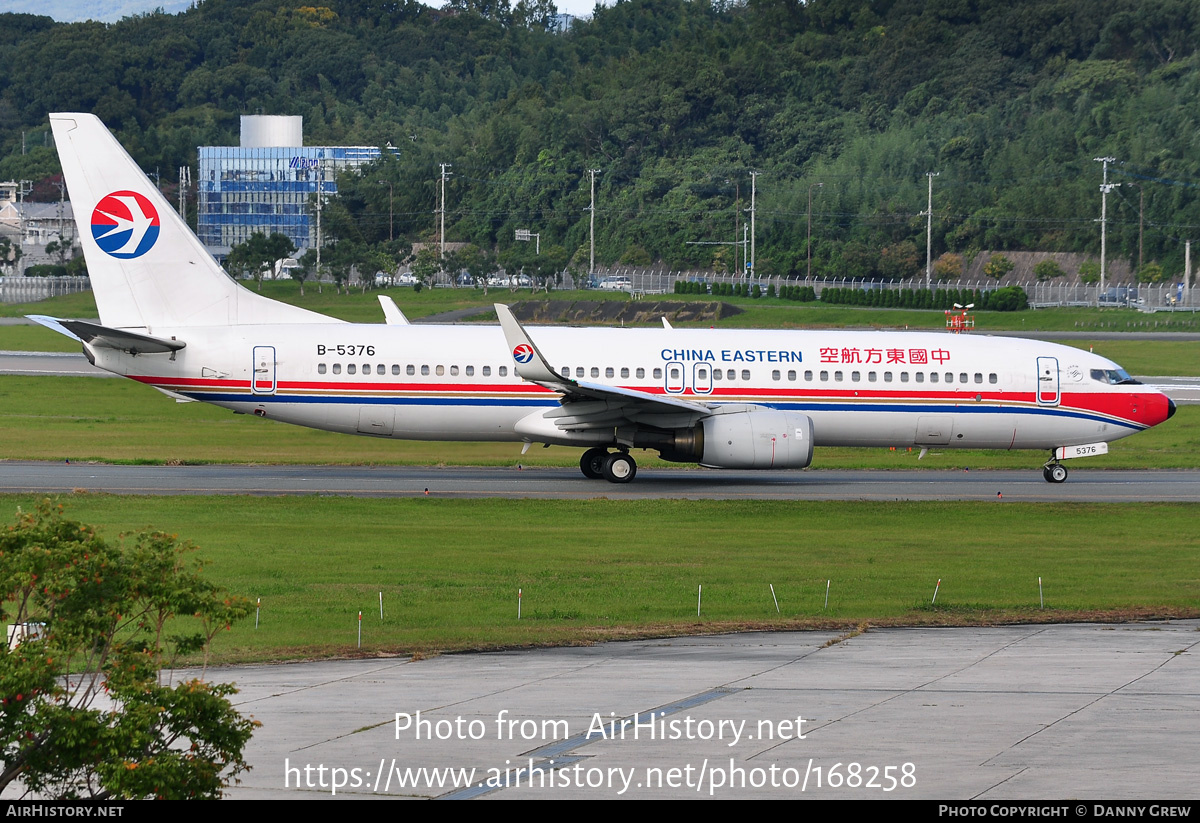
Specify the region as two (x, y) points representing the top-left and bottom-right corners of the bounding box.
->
(2, 374), (1195, 469)
(2, 495), (1195, 663)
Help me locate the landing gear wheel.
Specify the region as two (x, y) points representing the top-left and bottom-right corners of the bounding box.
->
(602, 452), (637, 484)
(1043, 463), (1068, 483)
(580, 448), (608, 479)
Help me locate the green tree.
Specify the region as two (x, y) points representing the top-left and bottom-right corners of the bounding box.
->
(225, 233), (295, 291)
(1137, 261), (1165, 283)
(0, 500), (256, 799)
(1034, 259), (1066, 281)
(1079, 261), (1101, 284)
(983, 253), (1015, 280)
(453, 244), (496, 295)
(409, 246), (442, 290)
(933, 252), (963, 281)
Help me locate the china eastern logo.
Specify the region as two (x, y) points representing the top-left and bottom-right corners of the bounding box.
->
(512, 344), (534, 364)
(90, 191), (160, 259)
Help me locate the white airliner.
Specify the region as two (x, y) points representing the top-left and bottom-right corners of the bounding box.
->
(35, 113), (1174, 484)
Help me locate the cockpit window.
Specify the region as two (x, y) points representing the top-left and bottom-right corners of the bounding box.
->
(1091, 368), (1140, 385)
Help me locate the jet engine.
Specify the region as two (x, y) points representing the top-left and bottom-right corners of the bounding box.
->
(653, 410), (815, 470)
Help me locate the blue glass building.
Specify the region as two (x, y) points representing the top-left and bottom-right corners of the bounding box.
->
(197, 119), (381, 256)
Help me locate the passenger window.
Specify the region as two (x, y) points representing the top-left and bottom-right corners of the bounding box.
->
(605, 367), (615, 378)
(772, 370), (781, 381)
(900, 372), (909, 383)
(974, 373), (983, 384)
(834, 371), (843, 382)
(636, 368), (645, 379)
(318, 363), (327, 375)
(391, 365), (400, 375)
(820, 370), (829, 381)
(620, 368), (629, 378)
(561, 366), (570, 377)
(576, 367), (584, 378)
(421, 365), (430, 376)
(884, 372), (893, 383)
(436, 365), (445, 376)
(378, 363), (386, 374)
(868, 371), (877, 382)
(741, 370), (750, 381)
(930, 372), (939, 383)
(591, 367), (600, 378)
(499, 366), (508, 377)
(915, 372), (924, 383)
(466, 366), (474, 377)
(407, 365), (415, 376)
(653, 368), (663, 379)
(483, 366), (491, 377)
(713, 369), (722, 381)
(787, 370), (796, 381)
(332, 363), (341, 374)
(959, 373), (968, 383)
(945, 372), (953, 383)
(698, 367), (708, 380)
(362, 364), (371, 374)
(347, 364), (357, 375)
(805, 370), (813, 381)
(989, 373), (998, 384)
(851, 371), (860, 382)
(450, 365), (459, 376)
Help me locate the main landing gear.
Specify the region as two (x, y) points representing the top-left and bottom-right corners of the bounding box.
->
(1042, 459), (1068, 484)
(580, 448), (637, 484)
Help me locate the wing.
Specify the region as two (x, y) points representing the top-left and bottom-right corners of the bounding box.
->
(494, 304), (714, 432)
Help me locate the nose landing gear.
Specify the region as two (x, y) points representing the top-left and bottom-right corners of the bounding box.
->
(1042, 460), (1068, 483)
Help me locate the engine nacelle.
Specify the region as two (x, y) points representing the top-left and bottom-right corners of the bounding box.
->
(655, 410), (815, 469)
(699, 410), (814, 469)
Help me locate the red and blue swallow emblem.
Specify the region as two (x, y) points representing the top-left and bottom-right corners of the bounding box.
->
(91, 190), (160, 259)
(512, 344), (534, 364)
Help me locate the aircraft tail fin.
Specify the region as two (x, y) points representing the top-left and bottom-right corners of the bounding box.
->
(49, 113), (335, 331)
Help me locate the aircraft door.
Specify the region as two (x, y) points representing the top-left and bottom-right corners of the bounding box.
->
(1036, 356), (1059, 406)
(252, 346), (276, 395)
(692, 363), (713, 395)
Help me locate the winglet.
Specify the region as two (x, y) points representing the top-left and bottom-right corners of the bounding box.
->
(378, 295), (410, 325)
(494, 304), (563, 384)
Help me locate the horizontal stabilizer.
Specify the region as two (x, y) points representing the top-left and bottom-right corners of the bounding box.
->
(29, 316), (185, 354)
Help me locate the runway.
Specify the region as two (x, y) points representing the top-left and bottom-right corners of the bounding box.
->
(3, 461), (1199, 502)
(211, 621), (1200, 799)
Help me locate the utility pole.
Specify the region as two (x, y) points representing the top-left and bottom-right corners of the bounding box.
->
(315, 162), (324, 279)
(439, 163), (453, 265)
(749, 171), (759, 279)
(807, 182), (823, 280)
(925, 172), (939, 289)
(178, 165), (191, 220)
(57, 179), (65, 255)
(1186, 239), (1192, 306)
(588, 169), (599, 279)
(1094, 157), (1120, 298)
(377, 180), (394, 241)
(1124, 181), (1144, 273)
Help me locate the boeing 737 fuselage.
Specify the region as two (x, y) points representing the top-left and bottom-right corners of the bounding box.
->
(36, 113), (1175, 484)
